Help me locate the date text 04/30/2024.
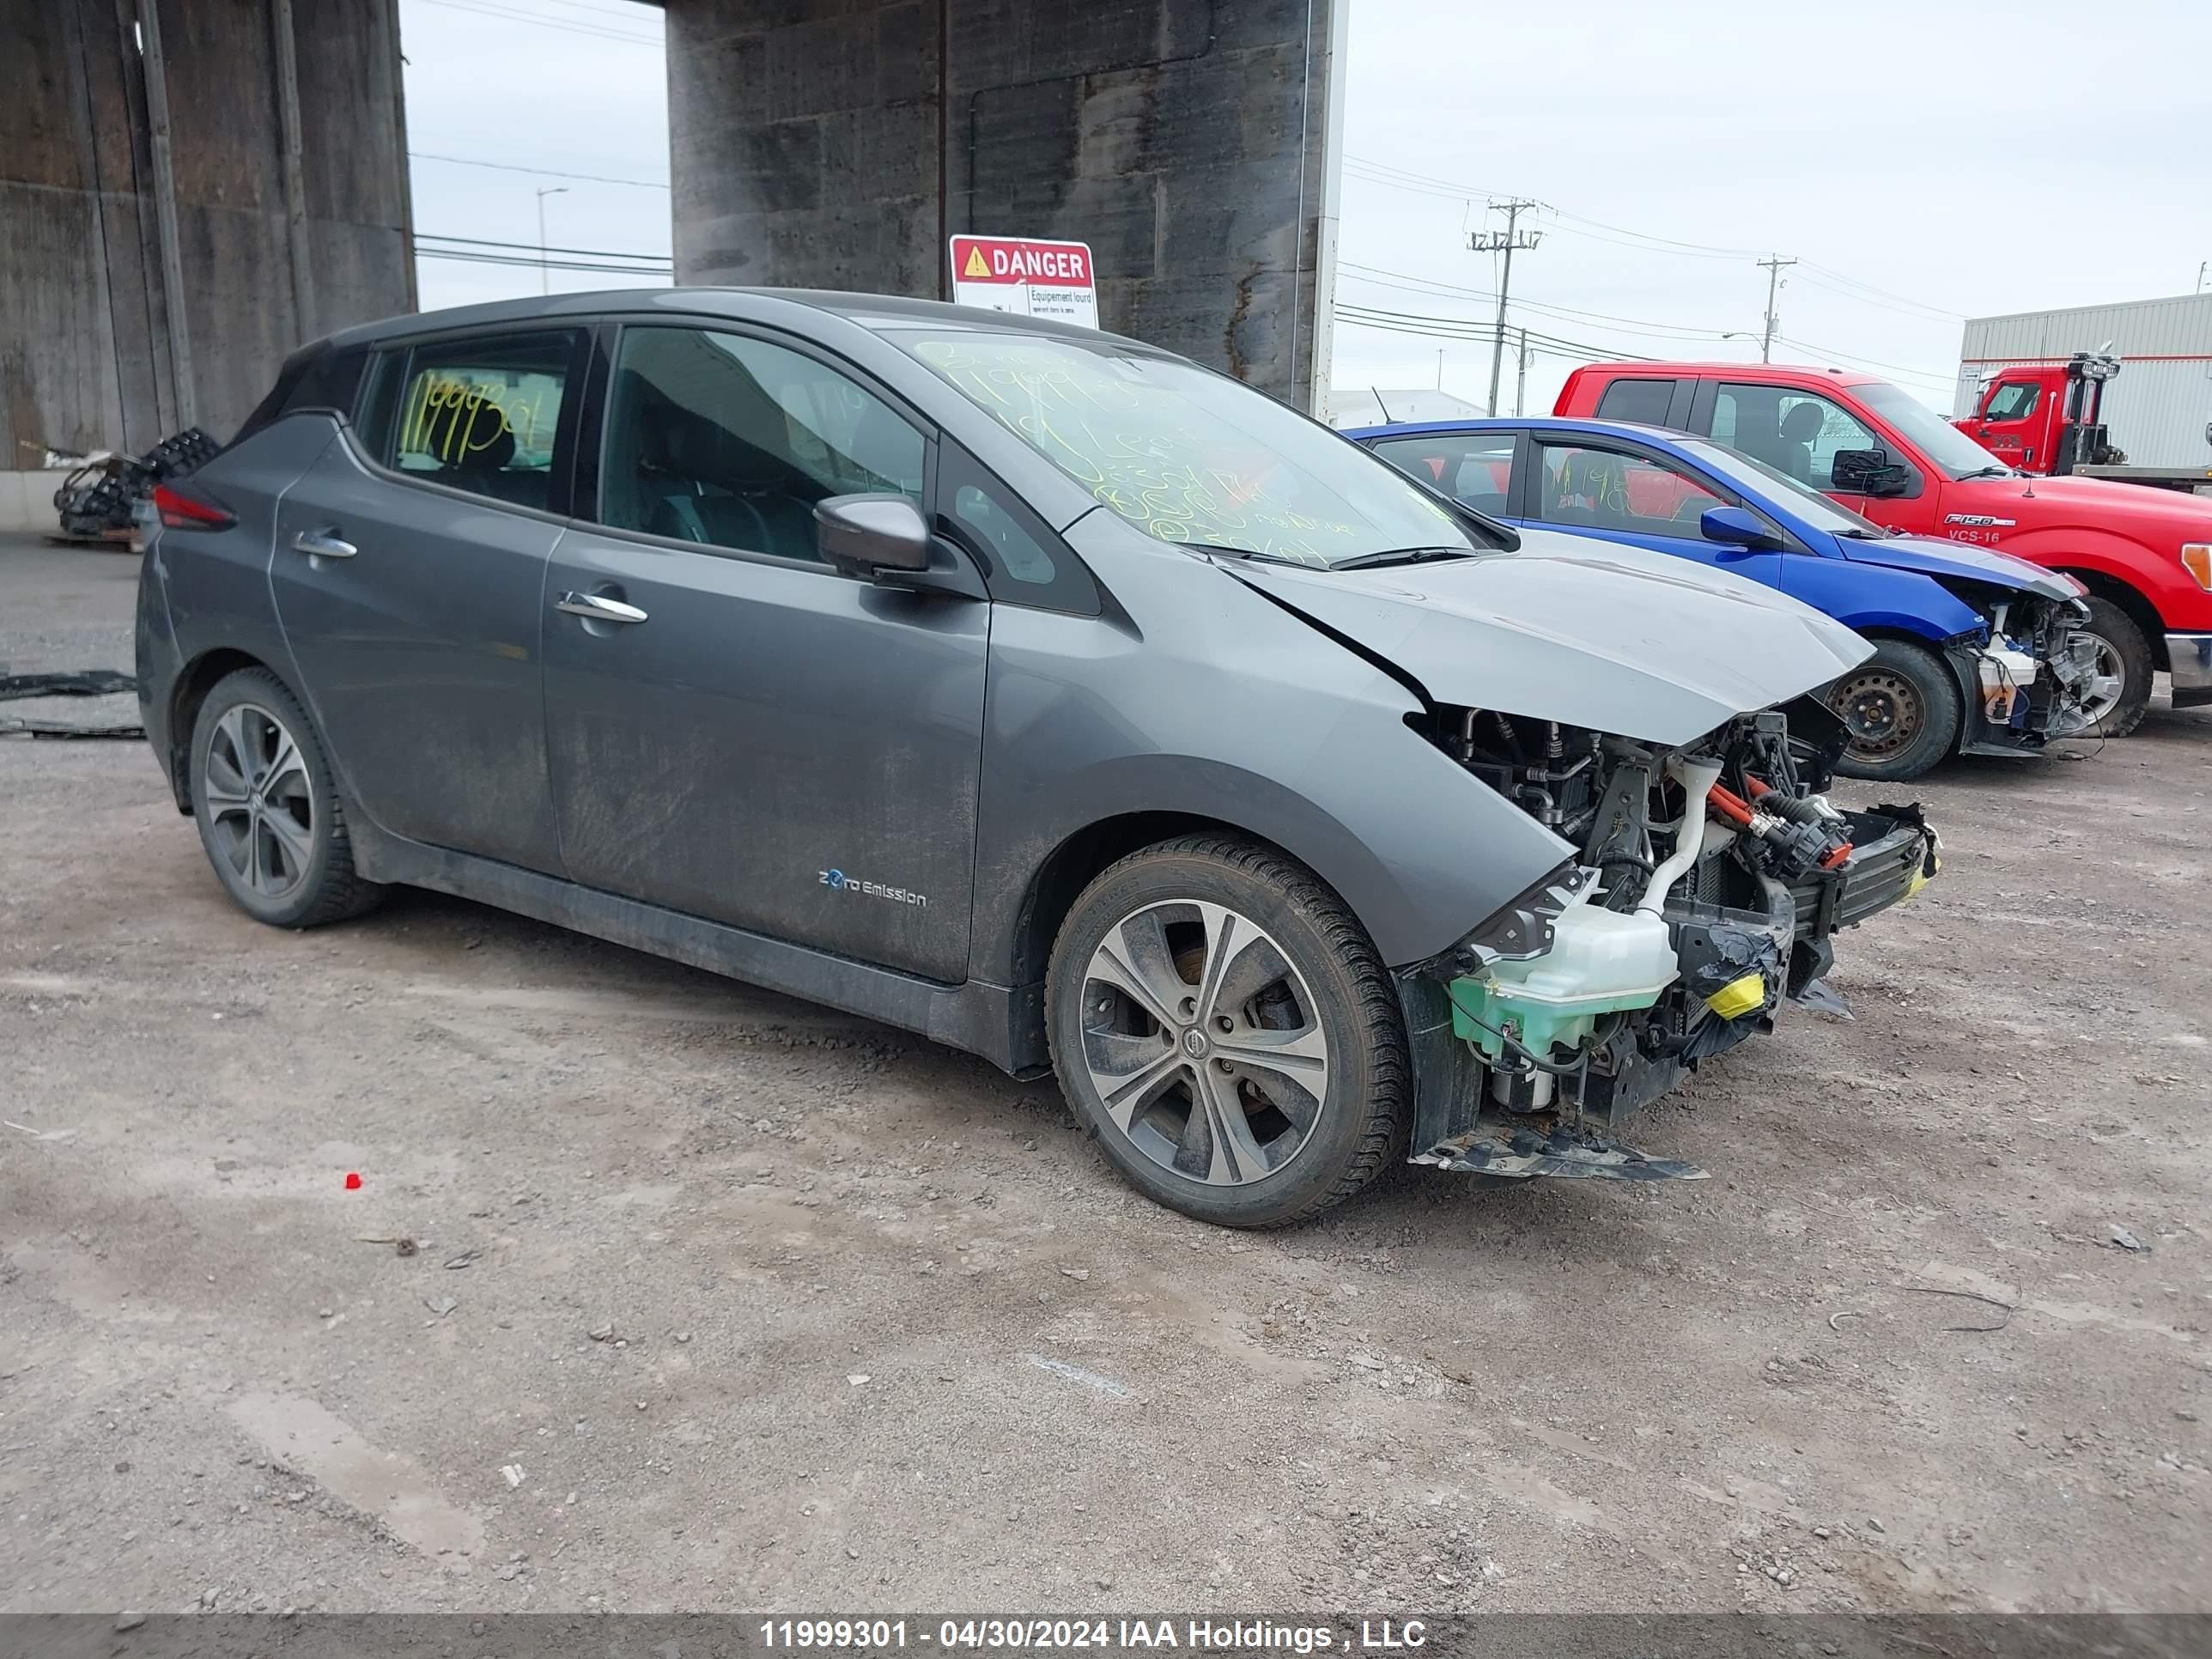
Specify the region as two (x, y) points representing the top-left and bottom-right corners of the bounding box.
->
(756, 1620), (1431, 1650)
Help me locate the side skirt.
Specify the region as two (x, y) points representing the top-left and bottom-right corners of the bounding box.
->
(348, 820), (1047, 1077)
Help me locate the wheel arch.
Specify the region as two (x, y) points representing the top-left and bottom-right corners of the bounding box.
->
(1831, 629), (1969, 753)
(1004, 811), (1318, 994)
(166, 647), (294, 812)
(2053, 568), (2167, 672)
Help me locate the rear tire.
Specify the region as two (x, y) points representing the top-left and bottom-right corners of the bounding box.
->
(1828, 637), (1961, 782)
(1046, 836), (1409, 1229)
(2074, 596), (2154, 738)
(189, 667), (386, 928)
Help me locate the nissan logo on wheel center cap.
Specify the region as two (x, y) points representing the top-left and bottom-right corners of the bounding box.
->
(1181, 1026), (1209, 1059)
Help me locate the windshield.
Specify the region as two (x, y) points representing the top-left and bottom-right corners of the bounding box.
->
(887, 331), (1477, 568)
(1676, 438), (1893, 538)
(1855, 380), (2015, 481)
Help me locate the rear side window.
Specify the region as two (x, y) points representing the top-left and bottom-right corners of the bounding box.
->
(1369, 434), (1517, 515)
(359, 330), (581, 511)
(1595, 378), (1679, 426)
(286, 348), (369, 420)
(229, 345), (368, 445)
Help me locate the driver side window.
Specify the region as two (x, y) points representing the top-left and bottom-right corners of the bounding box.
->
(1713, 384), (1878, 489)
(598, 326), (923, 560)
(1984, 380), (2039, 422)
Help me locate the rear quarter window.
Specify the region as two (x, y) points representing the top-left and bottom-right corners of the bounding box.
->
(1595, 378), (1680, 426)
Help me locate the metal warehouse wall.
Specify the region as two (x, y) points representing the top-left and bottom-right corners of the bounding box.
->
(1957, 292), (2212, 467)
(664, 0), (1346, 410)
(0, 0), (414, 483)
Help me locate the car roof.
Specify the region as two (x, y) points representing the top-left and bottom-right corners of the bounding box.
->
(1343, 416), (1697, 445)
(323, 286), (1150, 353)
(1571, 359), (1882, 386)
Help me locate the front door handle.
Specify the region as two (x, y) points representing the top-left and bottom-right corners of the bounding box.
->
(556, 591), (648, 625)
(291, 528), (356, 560)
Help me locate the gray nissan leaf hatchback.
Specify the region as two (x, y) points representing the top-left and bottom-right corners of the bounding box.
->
(137, 289), (1938, 1226)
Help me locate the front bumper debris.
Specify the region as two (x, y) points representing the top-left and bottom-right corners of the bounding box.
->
(2167, 631), (2212, 709)
(1784, 806), (1936, 940)
(1414, 1111), (1707, 1181)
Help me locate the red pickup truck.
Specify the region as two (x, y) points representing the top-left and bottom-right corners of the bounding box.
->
(1555, 362), (2212, 735)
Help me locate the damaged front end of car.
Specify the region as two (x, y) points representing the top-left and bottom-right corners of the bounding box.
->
(1396, 697), (1939, 1182)
(1951, 586), (2103, 753)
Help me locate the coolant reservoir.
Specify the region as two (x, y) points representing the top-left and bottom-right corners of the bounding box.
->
(1449, 895), (1680, 1064)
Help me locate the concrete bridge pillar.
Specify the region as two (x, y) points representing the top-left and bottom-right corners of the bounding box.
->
(665, 0), (1344, 409)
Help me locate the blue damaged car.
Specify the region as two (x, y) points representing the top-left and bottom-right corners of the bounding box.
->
(1349, 416), (2106, 781)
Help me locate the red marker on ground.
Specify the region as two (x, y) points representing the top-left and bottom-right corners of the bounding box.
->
(343, 1171), (362, 1190)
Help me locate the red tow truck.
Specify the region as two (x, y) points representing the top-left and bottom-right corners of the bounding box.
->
(1956, 353), (2212, 492)
(1555, 362), (2212, 735)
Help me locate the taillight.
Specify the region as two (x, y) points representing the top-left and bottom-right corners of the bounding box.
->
(153, 483), (235, 531)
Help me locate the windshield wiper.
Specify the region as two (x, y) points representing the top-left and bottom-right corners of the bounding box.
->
(1332, 546), (1474, 570)
(1169, 542), (1305, 567)
(1836, 527), (1893, 539)
(1957, 465), (2015, 481)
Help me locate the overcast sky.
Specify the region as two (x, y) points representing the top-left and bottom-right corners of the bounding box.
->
(399, 0), (2210, 415)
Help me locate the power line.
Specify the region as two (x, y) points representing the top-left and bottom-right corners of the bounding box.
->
(1794, 263), (1962, 321)
(415, 0), (662, 46)
(418, 230), (670, 263)
(410, 151), (670, 190)
(416, 247), (674, 276)
(1338, 263), (1738, 339)
(1335, 304), (1656, 363)
(1341, 152), (1961, 311)
(1768, 334), (1956, 392)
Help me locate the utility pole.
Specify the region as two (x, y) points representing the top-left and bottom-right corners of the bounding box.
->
(1471, 199), (1542, 415)
(1514, 326), (1529, 416)
(536, 185), (568, 295)
(1436, 347), (1444, 390)
(1757, 254), (1797, 362)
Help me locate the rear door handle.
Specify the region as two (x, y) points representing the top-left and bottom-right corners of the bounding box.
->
(291, 528), (356, 560)
(556, 591), (648, 625)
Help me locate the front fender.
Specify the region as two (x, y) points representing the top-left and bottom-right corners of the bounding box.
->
(1781, 557), (1980, 643)
(2002, 526), (2212, 631)
(968, 567), (1577, 976)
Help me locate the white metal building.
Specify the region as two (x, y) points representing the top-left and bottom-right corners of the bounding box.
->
(1954, 292), (2212, 468)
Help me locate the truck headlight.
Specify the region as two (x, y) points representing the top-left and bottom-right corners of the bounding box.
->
(2185, 544), (2212, 592)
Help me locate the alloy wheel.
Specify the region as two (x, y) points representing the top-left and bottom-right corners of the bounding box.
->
(202, 702), (316, 902)
(1832, 669), (1922, 762)
(2072, 634), (2126, 730)
(1078, 900), (1330, 1187)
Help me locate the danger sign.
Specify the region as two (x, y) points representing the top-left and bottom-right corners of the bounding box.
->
(949, 234), (1099, 329)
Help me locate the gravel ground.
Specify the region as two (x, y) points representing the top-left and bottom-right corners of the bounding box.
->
(2, 531), (2207, 1615)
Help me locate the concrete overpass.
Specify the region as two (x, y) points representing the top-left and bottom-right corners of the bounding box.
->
(1, 0), (1342, 527)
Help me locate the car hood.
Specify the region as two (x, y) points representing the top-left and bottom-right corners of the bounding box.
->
(1835, 532), (2082, 599)
(1224, 529), (1873, 745)
(1948, 472), (2212, 532)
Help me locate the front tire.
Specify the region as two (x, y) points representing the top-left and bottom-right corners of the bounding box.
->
(1046, 836), (1409, 1229)
(1828, 637), (1961, 782)
(189, 666), (385, 928)
(2073, 596), (2154, 738)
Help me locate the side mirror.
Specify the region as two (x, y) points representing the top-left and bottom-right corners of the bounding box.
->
(815, 494), (931, 576)
(1830, 447), (1910, 497)
(1698, 504), (1783, 552)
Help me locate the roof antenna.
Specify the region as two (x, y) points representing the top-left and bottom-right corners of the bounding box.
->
(1371, 386), (1395, 423)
